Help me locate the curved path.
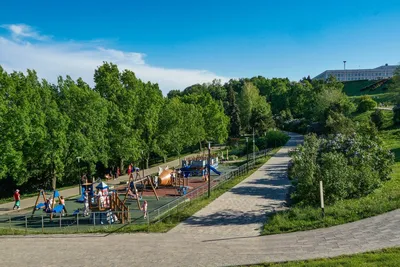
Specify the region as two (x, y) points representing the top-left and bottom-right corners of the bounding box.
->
(1, 133), (400, 267)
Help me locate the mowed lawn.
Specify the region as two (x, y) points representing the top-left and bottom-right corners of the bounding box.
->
(246, 247), (400, 267)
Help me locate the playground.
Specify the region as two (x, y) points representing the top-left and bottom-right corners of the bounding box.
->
(0, 154), (237, 231)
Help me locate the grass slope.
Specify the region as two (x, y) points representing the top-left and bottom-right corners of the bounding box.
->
(245, 247), (400, 267)
(342, 79), (391, 96)
(263, 113), (400, 235)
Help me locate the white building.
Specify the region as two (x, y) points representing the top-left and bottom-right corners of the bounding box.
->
(314, 64), (399, 82)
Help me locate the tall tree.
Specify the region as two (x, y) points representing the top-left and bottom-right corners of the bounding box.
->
(226, 86), (241, 137)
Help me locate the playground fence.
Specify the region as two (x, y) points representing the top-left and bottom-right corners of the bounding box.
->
(0, 210), (132, 234)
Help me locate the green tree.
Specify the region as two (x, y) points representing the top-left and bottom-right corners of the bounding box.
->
(94, 62), (140, 171)
(357, 95), (377, 112)
(226, 87), (241, 137)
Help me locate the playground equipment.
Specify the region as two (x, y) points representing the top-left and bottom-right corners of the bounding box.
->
(122, 175), (159, 209)
(157, 166), (189, 196)
(32, 189), (66, 219)
(88, 181), (129, 223)
(77, 182), (94, 203)
(181, 155), (221, 177)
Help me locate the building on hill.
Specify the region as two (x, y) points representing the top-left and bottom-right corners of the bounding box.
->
(314, 64), (399, 82)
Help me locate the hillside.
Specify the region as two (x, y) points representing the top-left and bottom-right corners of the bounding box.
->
(342, 79), (392, 96)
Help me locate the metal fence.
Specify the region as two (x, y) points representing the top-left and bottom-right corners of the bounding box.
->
(0, 148), (273, 233)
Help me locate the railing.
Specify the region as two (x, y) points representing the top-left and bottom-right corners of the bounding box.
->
(0, 210), (131, 234)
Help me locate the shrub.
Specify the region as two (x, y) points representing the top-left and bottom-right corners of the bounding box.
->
(393, 106), (400, 126)
(256, 130), (290, 150)
(371, 109), (385, 129)
(290, 134), (394, 205)
(357, 96), (377, 112)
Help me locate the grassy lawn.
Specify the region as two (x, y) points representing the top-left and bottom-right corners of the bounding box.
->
(350, 92), (397, 105)
(245, 247), (400, 267)
(0, 148), (279, 235)
(263, 116), (400, 235)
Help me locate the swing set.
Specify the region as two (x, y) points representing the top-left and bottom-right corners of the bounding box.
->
(122, 174), (159, 209)
(32, 189), (67, 219)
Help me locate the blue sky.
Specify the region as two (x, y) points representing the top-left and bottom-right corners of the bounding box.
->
(1, 0), (400, 93)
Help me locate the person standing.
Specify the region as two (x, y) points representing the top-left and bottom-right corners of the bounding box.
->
(60, 196), (68, 215)
(142, 200), (148, 219)
(13, 189), (21, 210)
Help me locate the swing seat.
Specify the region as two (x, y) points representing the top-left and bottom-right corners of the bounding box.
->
(36, 203), (45, 209)
(52, 204), (64, 213)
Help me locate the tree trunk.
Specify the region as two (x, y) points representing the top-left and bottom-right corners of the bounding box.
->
(51, 165), (56, 190)
(163, 155), (167, 163)
(199, 141), (202, 152)
(120, 158), (124, 174)
(146, 158), (149, 169)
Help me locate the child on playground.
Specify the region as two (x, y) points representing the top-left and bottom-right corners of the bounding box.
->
(141, 200), (148, 219)
(83, 192), (89, 216)
(13, 189), (21, 210)
(60, 196), (67, 215)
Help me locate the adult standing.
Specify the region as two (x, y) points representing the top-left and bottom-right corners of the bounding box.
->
(13, 189), (21, 210)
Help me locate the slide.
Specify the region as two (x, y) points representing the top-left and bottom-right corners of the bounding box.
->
(208, 165), (221, 175)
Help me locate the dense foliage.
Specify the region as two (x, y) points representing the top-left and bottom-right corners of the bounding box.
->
(357, 95), (377, 112)
(290, 134), (394, 205)
(0, 64), (229, 195)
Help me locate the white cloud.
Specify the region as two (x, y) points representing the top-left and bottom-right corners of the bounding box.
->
(0, 25), (229, 94)
(1, 24), (50, 41)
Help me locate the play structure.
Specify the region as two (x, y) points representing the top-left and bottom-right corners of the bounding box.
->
(88, 181), (130, 223)
(32, 189), (66, 219)
(122, 174), (159, 209)
(181, 155), (221, 177)
(157, 166), (190, 195)
(77, 181), (94, 203)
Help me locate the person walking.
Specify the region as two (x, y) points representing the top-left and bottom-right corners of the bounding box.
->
(13, 189), (21, 210)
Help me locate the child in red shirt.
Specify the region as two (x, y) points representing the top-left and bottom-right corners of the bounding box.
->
(13, 189), (21, 210)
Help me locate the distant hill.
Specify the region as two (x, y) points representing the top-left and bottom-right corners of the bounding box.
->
(342, 79), (392, 96)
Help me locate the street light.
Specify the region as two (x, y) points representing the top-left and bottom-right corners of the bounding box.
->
(207, 142), (211, 198)
(76, 156), (82, 194)
(246, 137), (249, 172)
(253, 128), (255, 163)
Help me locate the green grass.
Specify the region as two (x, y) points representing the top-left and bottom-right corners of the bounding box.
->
(343, 80), (383, 96)
(0, 148), (280, 235)
(245, 247), (400, 267)
(262, 127), (400, 235)
(350, 92), (397, 105)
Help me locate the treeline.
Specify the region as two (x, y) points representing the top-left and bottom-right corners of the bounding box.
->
(1, 61), (356, 196)
(0, 63), (229, 195)
(170, 75), (355, 136)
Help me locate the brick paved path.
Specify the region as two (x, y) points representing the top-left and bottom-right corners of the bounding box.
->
(1, 133), (400, 267)
(170, 132), (303, 237)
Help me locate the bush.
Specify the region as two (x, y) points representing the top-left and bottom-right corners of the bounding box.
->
(357, 95), (377, 112)
(290, 134), (394, 205)
(393, 106), (400, 126)
(256, 130), (290, 150)
(371, 109), (385, 129)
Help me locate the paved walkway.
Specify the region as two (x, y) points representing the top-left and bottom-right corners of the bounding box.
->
(170, 132), (303, 237)
(0, 154), (198, 215)
(1, 133), (400, 267)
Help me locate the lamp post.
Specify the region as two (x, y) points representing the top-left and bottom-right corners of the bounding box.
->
(207, 142), (211, 198)
(76, 157), (82, 194)
(253, 128), (255, 163)
(246, 137), (249, 172)
(141, 150), (145, 178)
